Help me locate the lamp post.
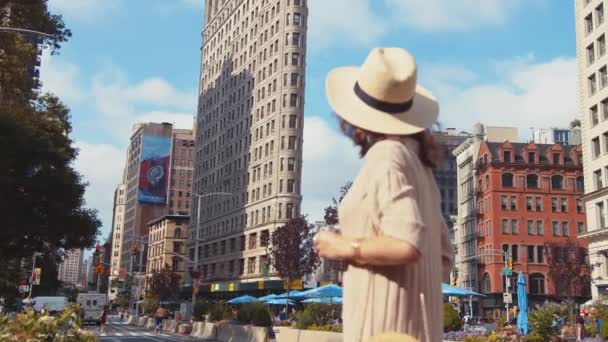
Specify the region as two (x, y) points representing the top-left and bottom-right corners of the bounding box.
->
(191, 192), (232, 306)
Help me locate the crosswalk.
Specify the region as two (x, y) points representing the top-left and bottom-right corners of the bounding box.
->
(87, 322), (199, 341)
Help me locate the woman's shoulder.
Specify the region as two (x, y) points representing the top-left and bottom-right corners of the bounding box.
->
(365, 138), (418, 170)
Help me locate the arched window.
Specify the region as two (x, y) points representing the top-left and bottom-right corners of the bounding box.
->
(576, 176), (585, 192)
(551, 175), (564, 190)
(526, 174), (539, 189)
(502, 173), (514, 187)
(529, 273), (545, 295)
(175, 228), (182, 238)
(481, 273), (491, 293)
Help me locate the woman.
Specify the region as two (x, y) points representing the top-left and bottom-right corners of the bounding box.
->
(98, 305), (108, 334)
(314, 47), (454, 342)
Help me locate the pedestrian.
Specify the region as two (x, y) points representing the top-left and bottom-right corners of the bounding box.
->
(576, 311), (586, 341)
(154, 304), (168, 334)
(98, 305), (108, 334)
(463, 313), (471, 331)
(314, 47), (454, 342)
(119, 308), (124, 322)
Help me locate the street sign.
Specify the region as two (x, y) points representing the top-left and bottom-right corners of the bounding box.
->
(503, 292), (512, 304)
(502, 268), (513, 276)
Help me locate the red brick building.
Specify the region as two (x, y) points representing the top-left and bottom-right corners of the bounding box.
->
(475, 141), (586, 315)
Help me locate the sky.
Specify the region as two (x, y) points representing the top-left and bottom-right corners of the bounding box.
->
(42, 0), (579, 244)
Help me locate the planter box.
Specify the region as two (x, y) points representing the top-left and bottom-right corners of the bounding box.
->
(276, 327), (342, 342)
(217, 324), (268, 342)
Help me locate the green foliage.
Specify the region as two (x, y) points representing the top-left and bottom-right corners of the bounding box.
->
(296, 304), (341, 330)
(0, 304), (95, 341)
(148, 267), (181, 301)
(236, 302), (272, 327)
(141, 295), (159, 315)
(209, 302), (232, 322)
(463, 336), (487, 342)
(601, 317), (608, 339)
(306, 324), (342, 332)
(114, 294), (130, 310)
(193, 300), (211, 321)
(443, 303), (462, 332)
(528, 302), (569, 340)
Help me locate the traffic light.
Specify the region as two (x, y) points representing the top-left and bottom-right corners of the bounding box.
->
(508, 257), (513, 270)
(96, 264), (105, 274)
(451, 277), (457, 286)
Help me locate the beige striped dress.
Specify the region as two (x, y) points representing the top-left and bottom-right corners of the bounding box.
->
(339, 137), (454, 342)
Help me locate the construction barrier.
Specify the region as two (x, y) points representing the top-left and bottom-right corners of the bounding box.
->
(144, 318), (155, 329)
(178, 323), (193, 335)
(137, 316), (147, 327)
(198, 322), (218, 340)
(126, 315), (137, 325)
(191, 322), (204, 338)
(217, 324), (268, 342)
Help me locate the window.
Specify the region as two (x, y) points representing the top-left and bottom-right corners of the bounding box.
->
(511, 219), (518, 234)
(289, 115), (297, 128)
(287, 158), (295, 171)
(537, 247), (544, 263)
(588, 43), (596, 65)
(502, 219), (509, 234)
(248, 257), (256, 274)
(552, 221), (560, 236)
(286, 203), (294, 219)
(512, 245), (519, 262)
(598, 201), (606, 228)
(577, 199), (584, 213)
(589, 74), (597, 96)
(535, 197), (543, 211)
(553, 153), (561, 165)
(526, 197), (533, 211)
(526, 174), (538, 188)
(528, 152), (536, 163)
(260, 230), (269, 247)
(586, 14), (594, 35)
(601, 67), (608, 89)
(598, 3), (605, 26)
(600, 35), (606, 57)
(578, 222), (586, 234)
(290, 73), (298, 87)
(481, 273), (491, 293)
(595, 169), (603, 190)
(593, 137), (601, 158)
(560, 198), (568, 212)
(502, 173), (514, 187)
(293, 12), (301, 25)
(562, 221), (569, 236)
(501, 195), (508, 210)
(287, 179), (295, 192)
(503, 150), (511, 162)
(527, 220), (534, 235)
(510, 196), (517, 210)
(292, 32), (300, 45)
(530, 274), (545, 295)
(551, 197), (558, 212)
(230, 238), (236, 252)
(239, 259), (245, 275)
(551, 175), (564, 190)
(527, 246), (535, 263)
(240, 235), (246, 251)
(288, 136), (297, 149)
(291, 52), (299, 66)
(289, 94), (298, 107)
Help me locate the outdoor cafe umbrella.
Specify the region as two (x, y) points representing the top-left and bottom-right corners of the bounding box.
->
(265, 298), (295, 306)
(274, 290), (302, 299)
(301, 297), (342, 304)
(226, 295), (259, 304)
(517, 273), (529, 335)
(257, 294), (278, 301)
(294, 284), (342, 299)
(441, 283), (483, 297)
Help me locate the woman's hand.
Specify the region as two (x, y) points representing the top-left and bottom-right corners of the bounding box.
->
(314, 230), (354, 260)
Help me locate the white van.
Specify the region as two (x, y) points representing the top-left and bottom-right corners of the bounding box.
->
(77, 293), (107, 325)
(31, 296), (68, 314)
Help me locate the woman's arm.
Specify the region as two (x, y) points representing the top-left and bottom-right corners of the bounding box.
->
(314, 231), (420, 266)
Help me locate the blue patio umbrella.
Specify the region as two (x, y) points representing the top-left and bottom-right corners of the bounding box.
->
(302, 297), (342, 304)
(226, 295), (259, 304)
(517, 273), (529, 335)
(274, 290), (302, 299)
(257, 294), (278, 301)
(441, 283), (484, 297)
(265, 298), (295, 305)
(294, 284), (342, 299)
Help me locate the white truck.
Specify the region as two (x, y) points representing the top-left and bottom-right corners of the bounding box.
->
(31, 296), (68, 315)
(76, 293), (107, 325)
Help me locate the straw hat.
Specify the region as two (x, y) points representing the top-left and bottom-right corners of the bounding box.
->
(326, 47), (438, 135)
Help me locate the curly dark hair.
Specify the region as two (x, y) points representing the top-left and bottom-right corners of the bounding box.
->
(339, 118), (443, 168)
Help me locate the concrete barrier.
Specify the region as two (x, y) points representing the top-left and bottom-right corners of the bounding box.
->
(217, 324), (268, 342)
(276, 327), (342, 342)
(144, 318), (155, 329)
(137, 316), (147, 327)
(126, 316), (137, 325)
(178, 323), (193, 335)
(161, 319), (178, 333)
(191, 322), (204, 338)
(198, 322), (218, 340)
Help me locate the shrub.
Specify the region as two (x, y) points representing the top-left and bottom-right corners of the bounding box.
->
(209, 302), (232, 322)
(0, 304), (95, 341)
(192, 300), (211, 321)
(296, 309), (315, 330)
(141, 295), (159, 315)
(443, 303), (462, 332)
(528, 302), (569, 340)
(236, 302), (272, 327)
(306, 324), (342, 332)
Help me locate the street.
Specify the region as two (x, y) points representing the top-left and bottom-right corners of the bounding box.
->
(84, 318), (199, 342)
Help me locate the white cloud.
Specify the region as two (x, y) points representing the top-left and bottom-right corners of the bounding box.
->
(73, 141), (124, 238)
(385, 0), (530, 32)
(307, 0), (388, 50)
(40, 50), (82, 105)
(49, 0), (124, 20)
(423, 56), (578, 137)
(300, 116), (362, 222)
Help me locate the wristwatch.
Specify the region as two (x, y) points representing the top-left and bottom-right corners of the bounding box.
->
(350, 240), (362, 261)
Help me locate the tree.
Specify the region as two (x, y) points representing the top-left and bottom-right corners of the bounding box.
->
(148, 267), (181, 301)
(141, 295), (159, 315)
(570, 119), (581, 129)
(544, 240), (591, 304)
(268, 216), (320, 290)
(322, 182), (352, 281)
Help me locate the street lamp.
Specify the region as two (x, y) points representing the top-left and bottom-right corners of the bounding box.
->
(191, 192), (232, 306)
